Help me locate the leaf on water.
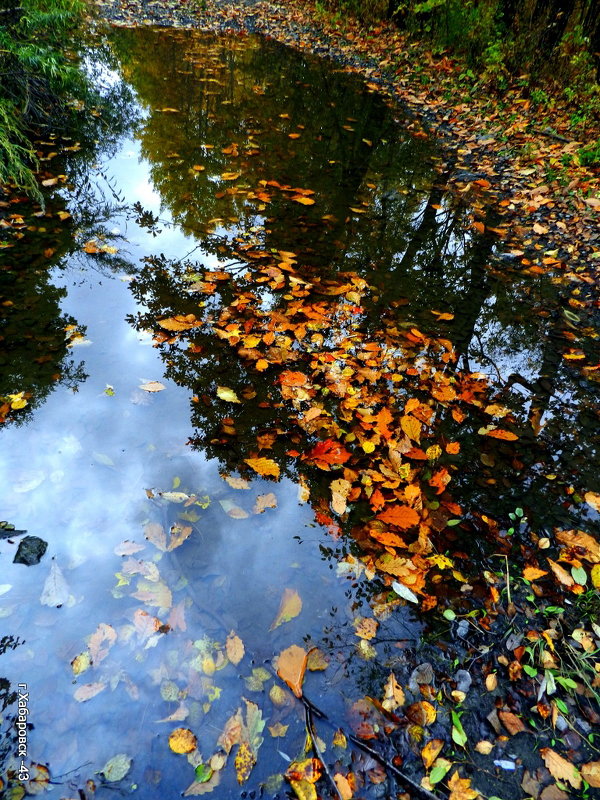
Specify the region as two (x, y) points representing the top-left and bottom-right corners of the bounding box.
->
(158, 315), (201, 331)
(74, 682), (106, 702)
(156, 702), (189, 722)
(275, 644), (308, 697)
(584, 492), (600, 513)
(114, 540), (145, 556)
(333, 773), (353, 800)
(243, 697), (265, 754)
(330, 478), (351, 516)
(88, 622), (117, 664)
(235, 741), (255, 784)
(270, 588), (302, 630)
(221, 172), (241, 181)
(133, 578), (172, 609)
(291, 196), (315, 205)
(421, 738), (444, 769)
(183, 770), (221, 796)
(480, 428), (519, 441)
(169, 727), (197, 754)
(306, 648), (329, 671)
(139, 380), (165, 392)
(226, 631), (245, 665)
(219, 499), (250, 519)
(381, 671), (405, 711)
(168, 524), (193, 551)
(244, 457), (280, 479)
(286, 758), (323, 783)
(400, 414), (421, 442)
(100, 754), (132, 782)
(71, 652), (91, 676)
(145, 522), (167, 551)
(216, 386), (241, 403)
(377, 504), (420, 529)
(253, 492), (277, 514)
(289, 779), (317, 800)
(40, 561), (69, 607)
(540, 748), (581, 789)
(280, 371), (308, 386)
(269, 722), (289, 737)
(223, 475), (251, 490)
(354, 616), (378, 640)
(218, 708), (244, 753)
(304, 439), (351, 469)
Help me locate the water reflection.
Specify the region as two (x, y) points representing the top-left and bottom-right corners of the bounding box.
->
(0, 24), (598, 800)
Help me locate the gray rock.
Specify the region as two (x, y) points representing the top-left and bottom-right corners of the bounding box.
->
(13, 536), (48, 566)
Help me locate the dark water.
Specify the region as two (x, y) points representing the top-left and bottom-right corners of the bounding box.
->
(0, 27), (598, 799)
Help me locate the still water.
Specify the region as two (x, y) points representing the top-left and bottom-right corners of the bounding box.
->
(0, 26), (598, 799)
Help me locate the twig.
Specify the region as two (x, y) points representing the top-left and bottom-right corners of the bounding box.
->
(304, 702), (344, 800)
(532, 126), (573, 143)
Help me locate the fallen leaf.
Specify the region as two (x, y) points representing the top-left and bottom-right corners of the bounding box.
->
(169, 728), (197, 754)
(158, 315), (200, 331)
(401, 415), (422, 442)
(244, 457), (280, 479)
(101, 754), (132, 782)
(74, 682), (106, 702)
(498, 710), (526, 735)
(377, 505), (420, 529)
(226, 631), (245, 665)
(585, 492), (600, 513)
(253, 492), (277, 513)
(291, 195), (315, 205)
(276, 644), (308, 697)
(555, 529), (600, 563)
(139, 380), (165, 392)
(406, 701), (437, 726)
(71, 652), (91, 676)
(523, 566), (548, 581)
(581, 761), (600, 788)
(547, 558), (575, 587)
(422, 739), (444, 768)
(40, 561), (69, 606)
(382, 672), (405, 712)
(540, 748), (581, 789)
(269, 722), (289, 737)
(270, 588), (302, 630)
(235, 740), (255, 784)
(217, 386), (241, 403)
(448, 770), (479, 800)
(333, 774), (353, 800)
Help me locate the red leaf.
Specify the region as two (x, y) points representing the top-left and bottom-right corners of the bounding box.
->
(304, 439), (351, 469)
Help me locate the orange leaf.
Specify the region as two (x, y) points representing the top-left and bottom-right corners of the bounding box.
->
(226, 631), (245, 665)
(169, 727), (197, 754)
(400, 415), (421, 442)
(555, 529), (600, 563)
(448, 770), (479, 800)
(270, 588), (302, 630)
(406, 701), (436, 726)
(540, 748), (581, 789)
(276, 644), (308, 697)
(280, 371), (308, 386)
(523, 566), (548, 581)
(158, 315), (201, 332)
(305, 439), (351, 469)
(244, 457), (280, 479)
(484, 428), (518, 441)
(376, 505), (420, 529)
(291, 195), (315, 205)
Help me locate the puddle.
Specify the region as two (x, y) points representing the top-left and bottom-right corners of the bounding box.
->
(1, 26), (598, 799)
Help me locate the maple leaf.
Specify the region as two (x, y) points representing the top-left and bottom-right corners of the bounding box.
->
(447, 770), (479, 800)
(376, 505), (419, 529)
(304, 439), (351, 470)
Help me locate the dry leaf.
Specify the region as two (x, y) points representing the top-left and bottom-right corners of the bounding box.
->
(376, 505), (420, 529)
(540, 748), (581, 789)
(421, 738), (444, 768)
(168, 727), (197, 754)
(555, 529), (600, 563)
(401, 415), (421, 442)
(217, 386), (241, 403)
(382, 672), (405, 712)
(276, 644), (308, 697)
(333, 774), (353, 800)
(523, 566), (548, 581)
(498, 710), (526, 735)
(547, 559), (575, 587)
(139, 381), (165, 392)
(74, 682), (106, 702)
(244, 457), (280, 479)
(581, 761), (600, 788)
(406, 701), (436, 726)
(226, 631), (245, 665)
(448, 770), (479, 800)
(584, 492), (600, 513)
(235, 740), (255, 784)
(270, 588), (302, 630)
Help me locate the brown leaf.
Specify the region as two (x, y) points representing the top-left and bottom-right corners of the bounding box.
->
(581, 761), (600, 788)
(498, 710), (526, 735)
(158, 315), (201, 331)
(584, 492), (600, 513)
(555, 529), (600, 563)
(167, 524), (193, 551)
(540, 748), (581, 789)
(523, 566), (548, 581)
(144, 522), (167, 551)
(270, 588), (302, 630)
(276, 644), (308, 697)
(406, 701), (436, 726)
(382, 672), (405, 712)
(547, 559), (575, 587)
(87, 623), (117, 664)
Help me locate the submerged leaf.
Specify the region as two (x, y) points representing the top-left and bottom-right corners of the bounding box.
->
(276, 644), (308, 697)
(100, 754), (132, 782)
(270, 588), (302, 630)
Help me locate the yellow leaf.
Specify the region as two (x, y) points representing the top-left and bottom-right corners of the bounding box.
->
(556, 529), (600, 563)
(226, 631), (245, 665)
(540, 748), (581, 789)
(581, 761), (600, 788)
(276, 644), (308, 697)
(333, 774), (354, 800)
(221, 172), (241, 181)
(235, 741), (255, 784)
(269, 722), (289, 737)
(289, 779), (317, 800)
(71, 652), (91, 676)
(362, 440), (376, 453)
(270, 588), (302, 630)
(585, 492), (600, 512)
(158, 315), (200, 331)
(547, 558), (575, 587)
(421, 738), (444, 769)
(169, 727), (197, 754)
(354, 616), (378, 640)
(244, 457), (280, 479)
(401, 414), (421, 442)
(406, 701), (437, 726)
(448, 770), (479, 800)
(291, 195), (315, 205)
(591, 564), (600, 589)
(523, 566), (548, 581)
(217, 386), (241, 403)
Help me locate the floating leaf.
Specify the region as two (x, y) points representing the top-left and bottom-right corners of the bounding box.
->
(140, 381), (165, 392)
(217, 386), (241, 403)
(226, 631), (245, 665)
(448, 770), (479, 800)
(100, 754), (132, 782)
(270, 588), (302, 630)
(382, 672), (405, 711)
(391, 581), (418, 603)
(253, 492), (277, 513)
(244, 457), (280, 479)
(276, 644), (308, 697)
(377, 505), (419, 529)
(71, 652), (91, 676)
(40, 561), (69, 607)
(219, 499), (249, 519)
(235, 741), (255, 784)
(169, 727), (197, 754)
(74, 682), (106, 702)
(401, 414), (422, 442)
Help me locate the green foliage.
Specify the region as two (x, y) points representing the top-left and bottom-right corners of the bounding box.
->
(0, 0), (85, 196)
